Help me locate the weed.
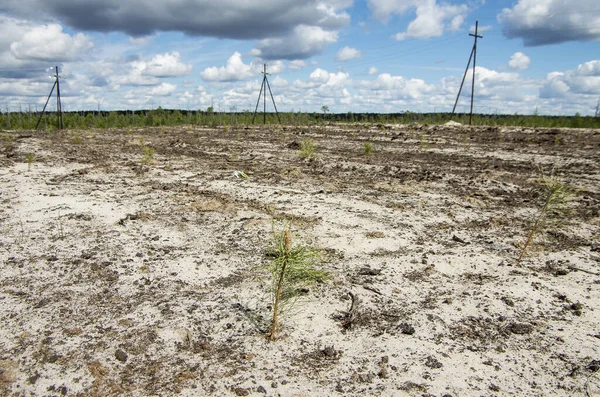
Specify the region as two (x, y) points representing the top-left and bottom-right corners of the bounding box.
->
(265, 222), (327, 340)
(419, 134), (429, 150)
(1, 133), (14, 154)
(516, 170), (575, 264)
(554, 134), (564, 146)
(25, 153), (36, 171)
(72, 133), (83, 144)
(363, 142), (374, 155)
(141, 146), (155, 165)
(299, 139), (317, 159)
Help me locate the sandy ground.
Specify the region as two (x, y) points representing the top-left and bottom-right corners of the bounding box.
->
(1, 123), (599, 397)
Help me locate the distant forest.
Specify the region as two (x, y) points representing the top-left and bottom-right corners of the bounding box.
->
(1, 107), (599, 130)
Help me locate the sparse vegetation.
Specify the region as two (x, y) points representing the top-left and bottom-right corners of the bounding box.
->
(25, 153), (36, 171)
(1, 133), (14, 154)
(141, 145), (155, 165)
(265, 222), (327, 340)
(299, 139), (317, 159)
(2, 108), (599, 131)
(363, 142), (374, 155)
(516, 170), (576, 264)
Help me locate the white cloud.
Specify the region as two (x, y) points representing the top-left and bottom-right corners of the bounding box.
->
(111, 60), (159, 86)
(150, 82), (176, 96)
(368, 0), (415, 22)
(395, 1), (469, 40)
(368, 67), (378, 75)
(508, 52), (531, 70)
(540, 60), (600, 97)
(272, 76), (289, 88)
(144, 52), (192, 77)
(498, 0), (600, 45)
(288, 60), (307, 70)
(200, 52), (255, 82)
(254, 25), (338, 60)
(368, 0), (469, 40)
(361, 73), (435, 99)
(336, 46), (362, 61)
(10, 23), (93, 62)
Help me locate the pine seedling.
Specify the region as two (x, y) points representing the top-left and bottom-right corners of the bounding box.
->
(298, 139), (317, 159)
(25, 153), (36, 171)
(516, 171), (575, 264)
(141, 146), (155, 164)
(363, 142), (374, 155)
(266, 223), (327, 340)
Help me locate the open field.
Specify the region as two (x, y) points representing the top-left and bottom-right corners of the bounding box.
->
(1, 123), (599, 396)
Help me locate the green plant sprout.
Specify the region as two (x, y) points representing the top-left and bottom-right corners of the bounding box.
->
(299, 139), (317, 159)
(266, 223), (327, 340)
(363, 142), (374, 155)
(419, 133), (429, 150)
(25, 153), (36, 171)
(516, 171), (575, 264)
(141, 146), (155, 164)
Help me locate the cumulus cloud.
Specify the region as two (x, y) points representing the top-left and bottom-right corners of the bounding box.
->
(498, 0), (600, 46)
(368, 67), (378, 75)
(10, 24), (93, 62)
(0, 0), (350, 40)
(358, 73), (434, 99)
(540, 60), (600, 97)
(368, 0), (469, 40)
(508, 52), (531, 70)
(254, 25), (338, 60)
(201, 53), (252, 82)
(110, 52), (191, 86)
(288, 60), (307, 70)
(144, 52), (192, 77)
(335, 46), (362, 61)
(150, 82), (177, 96)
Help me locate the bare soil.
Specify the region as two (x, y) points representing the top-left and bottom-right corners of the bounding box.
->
(1, 123), (599, 396)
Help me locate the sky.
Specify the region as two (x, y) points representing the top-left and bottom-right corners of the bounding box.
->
(1, 0), (600, 116)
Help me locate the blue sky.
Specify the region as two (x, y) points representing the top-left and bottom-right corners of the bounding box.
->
(1, 0), (599, 115)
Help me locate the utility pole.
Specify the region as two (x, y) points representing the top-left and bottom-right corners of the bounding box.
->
(452, 20), (483, 125)
(36, 66), (63, 130)
(252, 64), (281, 124)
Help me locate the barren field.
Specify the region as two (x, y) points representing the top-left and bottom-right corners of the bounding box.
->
(1, 123), (599, 397)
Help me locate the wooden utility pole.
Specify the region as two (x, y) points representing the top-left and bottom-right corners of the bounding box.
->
(452, 20), (483, 125)
(252, 64), (281, 124)
(36, 66), (63, 130)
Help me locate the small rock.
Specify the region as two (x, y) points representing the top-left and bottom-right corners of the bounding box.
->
(501, 296), (515, 307)
(233, 387), (249, 396)
(115, 349), (128, 362)
(399, 322), (415, 335)
(358, 267), (382, 276)
(588, 360), (600, 372)
(568, 302), (583, 316)
(378, 366), (389, 378)
(271, 381), (278, 389)
(424, 356), (443, 369)
(507, 322), (533, 335)
(489, 384), (501, 392)
(257, 386), (267, 394)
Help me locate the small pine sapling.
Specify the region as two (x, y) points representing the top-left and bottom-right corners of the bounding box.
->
(298, 139), (317, 159)
(266, 223), (327, 340)
(516, 171), (575, 264)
